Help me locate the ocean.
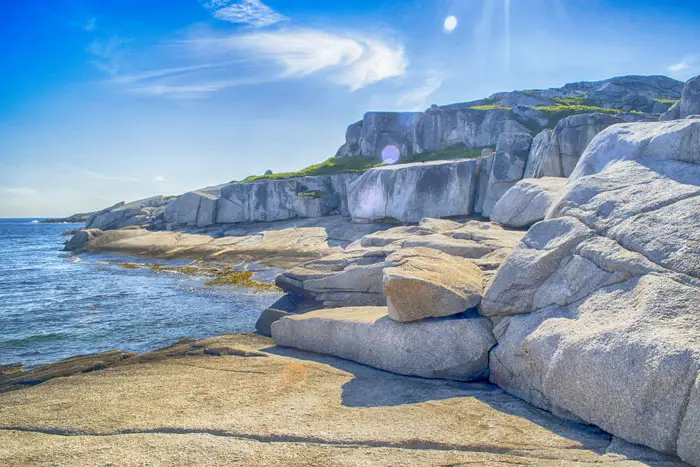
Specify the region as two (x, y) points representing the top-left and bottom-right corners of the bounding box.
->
(0, 219), (283, 368)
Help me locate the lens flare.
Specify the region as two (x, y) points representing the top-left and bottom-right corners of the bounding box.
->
(381, 145), (400, 165)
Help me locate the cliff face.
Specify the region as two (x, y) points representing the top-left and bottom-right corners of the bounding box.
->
(334, 75), (682, 162)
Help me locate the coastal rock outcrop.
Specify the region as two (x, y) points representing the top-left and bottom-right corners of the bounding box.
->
(481, 117), (700, 464)
(272, 307), (495, 381)
(276, 219), (525, 309)
(490, 177), (567, 228)
(347, 159), (479, 223)
(525, 113), (623, 179)
(382, 248), (483, 322)
(85, 197), (167, 230)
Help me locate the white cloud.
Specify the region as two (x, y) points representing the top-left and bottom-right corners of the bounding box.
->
(225, 29), (408, 91)
(153, 176), (167, 182)
(399, 71), (444, 110)
(0, 187), (39, 196)
(202, 0), (288, 28)
(102, 28), (408, 97)
(668, 55), (698, 73)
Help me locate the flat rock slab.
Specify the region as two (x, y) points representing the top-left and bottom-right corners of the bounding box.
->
(272, 307), (495, 381)
(0, 334), (684, 466)
(383, 248), (484, 322)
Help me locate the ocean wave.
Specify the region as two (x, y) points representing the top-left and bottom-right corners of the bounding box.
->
(0, 333), (69, 347)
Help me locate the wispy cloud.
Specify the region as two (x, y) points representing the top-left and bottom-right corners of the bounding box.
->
(153, 175), (167, 182)
(84, 17), (97, 32)
(668, 55), (698, 73)
(0, 187), (39, 196)
(223, 29), (407, 91)
(97, 28), (408, 97)
(202, 0), (288, 27)
(398, 71), (443, 110)
(88, 35), (131, 75)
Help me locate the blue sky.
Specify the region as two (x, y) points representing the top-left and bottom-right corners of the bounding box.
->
(1, 0), (699, 217)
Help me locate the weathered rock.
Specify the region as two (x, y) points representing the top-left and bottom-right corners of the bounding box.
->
(85, 196), (167, 230)
(0, 350), (135, 393)
(78, 216), (384, 269)
(336, 107), (530, 160)
(541, 75), (683, 113)
(63, 228), (104, 251)
(2, 334), (670, 466)
(474, 153), (495, 214)
(481, 132), (533, 217)
(523, 129), (553, 178)
(272, 307), (495, 381)
(165, 190), (219, 227)
(680, 75), (700, 118)
(490, 177), (567, 228)
(277, 220), (522, 309)
(528, 113), (623, 179)
(482, 118), (700, 464)
(659, 101), (681, 121)
(347, 159), (479, 223)
(254, 294), (321, 337)
(382, 248), (483, 322)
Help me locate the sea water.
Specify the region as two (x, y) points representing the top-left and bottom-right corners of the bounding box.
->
(0, 219), (282, 368)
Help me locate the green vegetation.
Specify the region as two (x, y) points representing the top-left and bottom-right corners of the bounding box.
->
(653, 98), (679, 105)
(470, 104), (512, 111)
(552, 95), (587, 106)
(237, 156), (381, 183)
(297, 191), (324, 199)
(398, 146), (491, 164)
(205, 271), (280, 291)
(532, 104), (623, 129)
(521, 89), (544, 95)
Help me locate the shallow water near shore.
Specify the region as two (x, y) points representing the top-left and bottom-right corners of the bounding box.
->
(0, 219), (283, 368)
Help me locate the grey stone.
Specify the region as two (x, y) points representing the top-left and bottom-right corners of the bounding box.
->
(86, 196), (166, 230)
(680, 75), (700, 118)
(490, 177), (567, 228)
(272, 307), (495, 381)
(523, 129), (553, 178)
(382, 248), (483, 322)
(481, 132), (533, 217)
(347, 159), (479, 223)
(64, 229), (104, 251)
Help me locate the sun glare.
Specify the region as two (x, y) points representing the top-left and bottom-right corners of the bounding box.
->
(443, 15), (458, 33)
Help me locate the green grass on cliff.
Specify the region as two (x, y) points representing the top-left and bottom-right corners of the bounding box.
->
(470, 104), (511, 111)
(237, 147), (493, 183)
(238, 157), (381, 183)
(653, 98), (679, 105)
(398, 146), (490, 164)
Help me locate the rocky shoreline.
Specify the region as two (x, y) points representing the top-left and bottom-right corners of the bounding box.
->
(5, 74), (700, 465)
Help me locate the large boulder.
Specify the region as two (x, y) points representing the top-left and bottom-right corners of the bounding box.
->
(347, 159), (480, 223)
(165, 191), (219, 227)
(64, 229), (104, 251)
(680, 75), (700, 119)
(481, 132), (533, 217)
(526, 113), (623, 179)
(490, 177), (568, 228)
(382, 248), (483, 322)
(271, 307), (495, 381)
(481, 118), (700, 464)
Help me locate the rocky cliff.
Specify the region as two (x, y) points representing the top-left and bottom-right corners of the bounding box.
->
(72, 74), (693, 238)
